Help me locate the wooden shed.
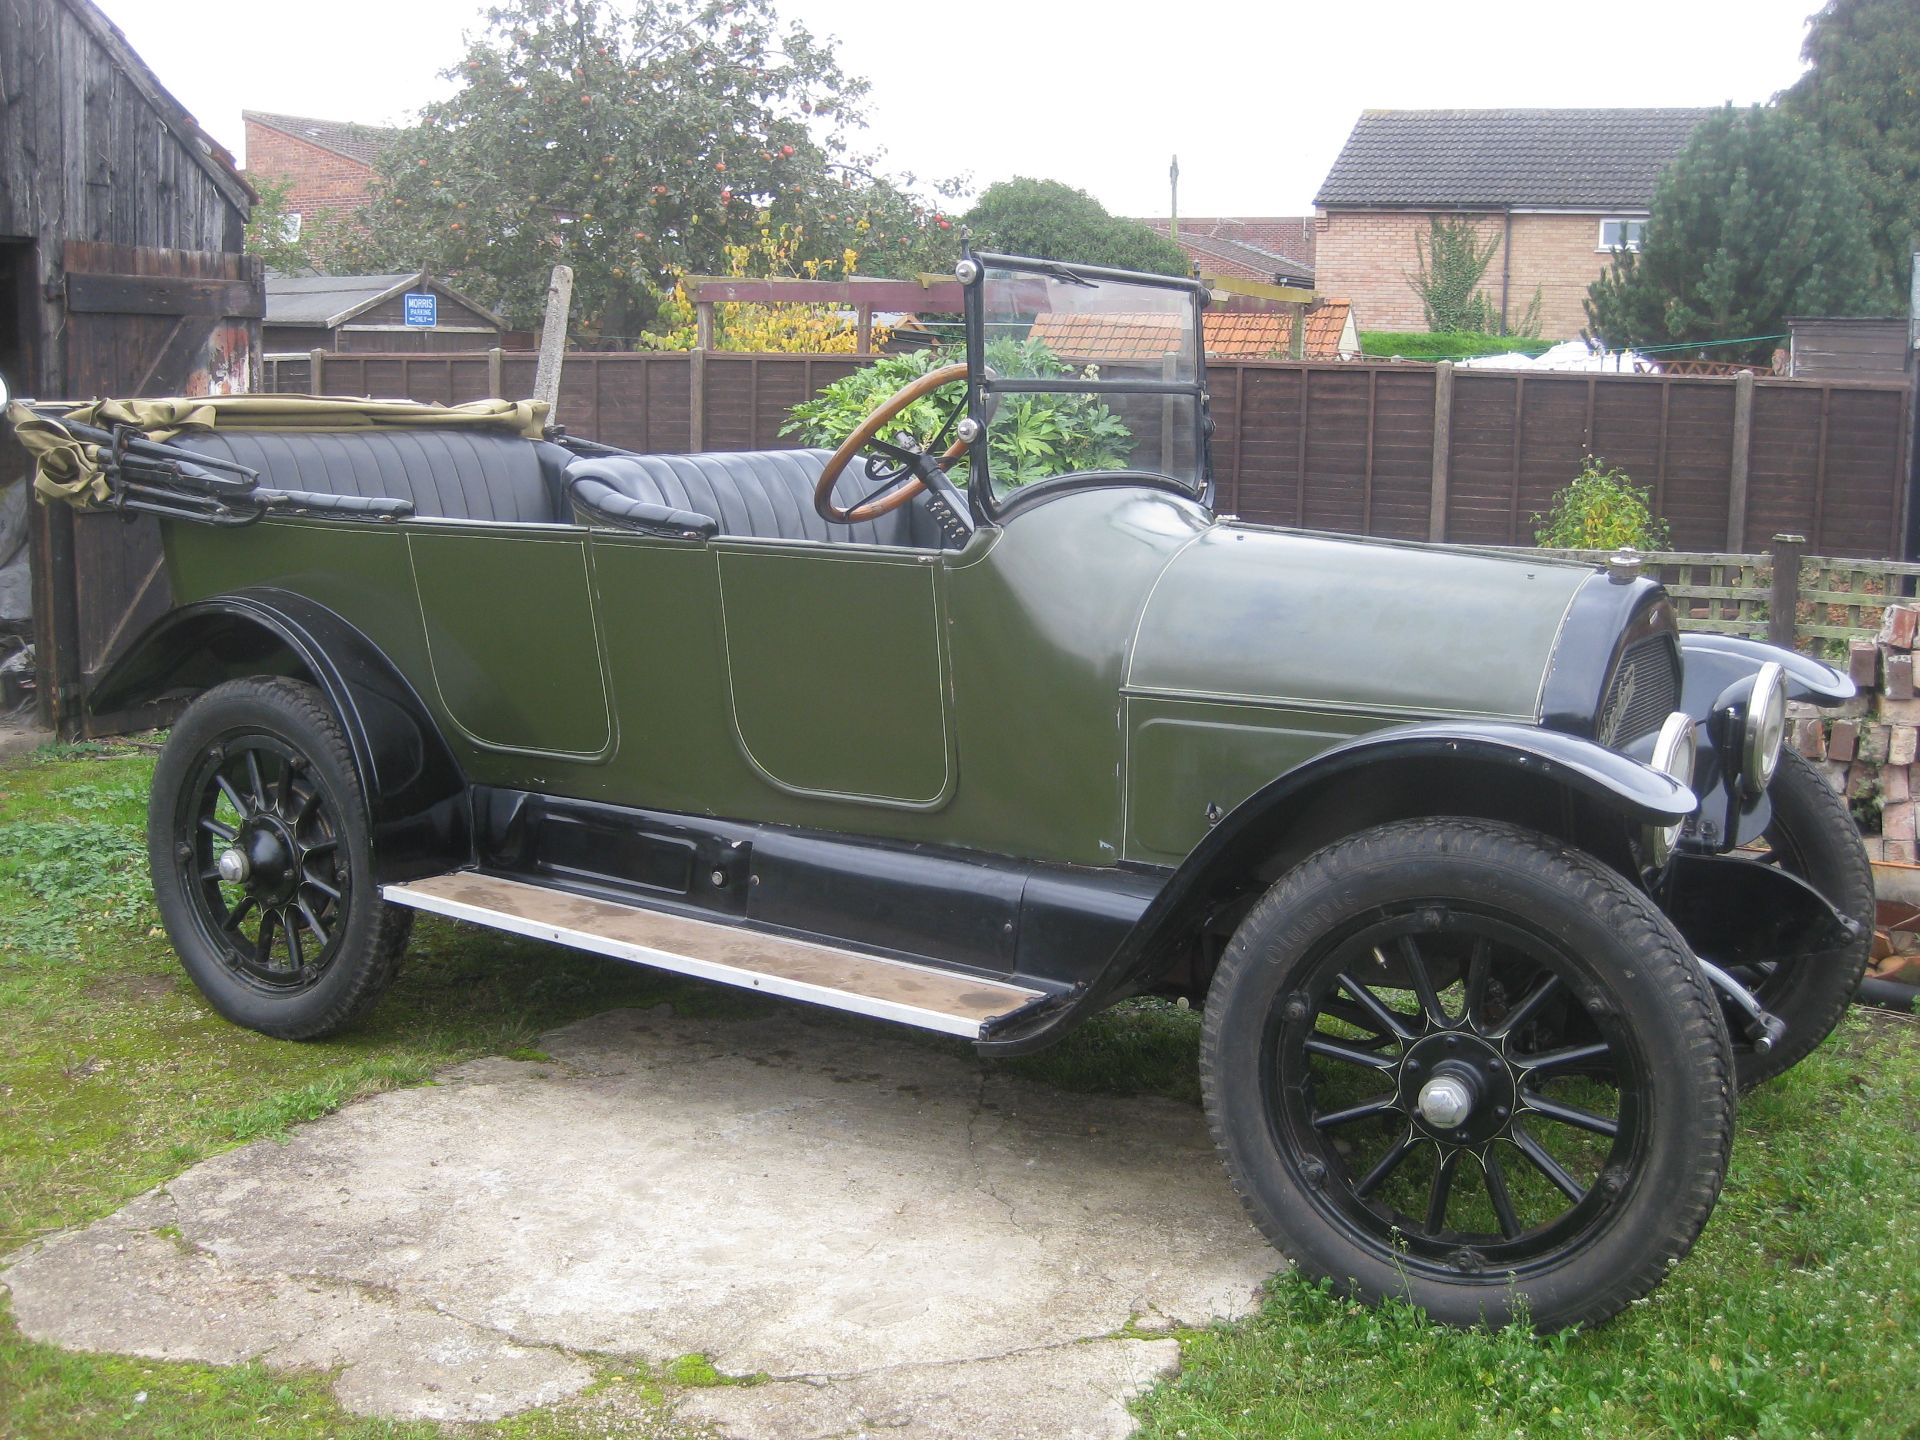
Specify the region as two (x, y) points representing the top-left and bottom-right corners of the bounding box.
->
(1787, 317), (1914, 382)
(0, 0), (262, 734)
(264, 272), (504, 355)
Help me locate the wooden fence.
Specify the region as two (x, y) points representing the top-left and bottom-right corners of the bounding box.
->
(265, 348), (1915, 560)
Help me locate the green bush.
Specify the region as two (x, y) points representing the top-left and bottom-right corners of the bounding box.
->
(783, 339), (1134, 488)
(1360, 331), (1555, 361)
(1533, 456), (1671, 551)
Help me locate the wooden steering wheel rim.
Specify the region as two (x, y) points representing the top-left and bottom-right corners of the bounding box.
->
(814, 362), (972, 524)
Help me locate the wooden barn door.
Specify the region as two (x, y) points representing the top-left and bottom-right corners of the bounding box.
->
(36, 241), (262, 735)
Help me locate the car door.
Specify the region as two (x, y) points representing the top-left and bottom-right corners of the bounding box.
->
(713, 539), (956, 811)
(406, 522), (615, 761)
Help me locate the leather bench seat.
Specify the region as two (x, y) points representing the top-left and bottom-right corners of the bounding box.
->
(168, 431), (950, 547)
(565, 449), (950, 547)
(171, 429), (575, 524)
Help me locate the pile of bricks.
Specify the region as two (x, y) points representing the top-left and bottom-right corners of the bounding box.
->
(1790, 602), (1920, 863)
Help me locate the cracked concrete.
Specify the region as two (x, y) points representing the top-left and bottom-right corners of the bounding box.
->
(2, 1004), (1275, 1435)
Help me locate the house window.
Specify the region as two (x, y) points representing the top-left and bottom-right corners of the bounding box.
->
(281, 211), (303, 242)
(1599, 218), (1645, 252)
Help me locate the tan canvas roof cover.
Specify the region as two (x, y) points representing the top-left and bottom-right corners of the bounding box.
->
(6, 395), (549, 507)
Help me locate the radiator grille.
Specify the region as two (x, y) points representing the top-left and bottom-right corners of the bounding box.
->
(1599, 636), (1680, 747)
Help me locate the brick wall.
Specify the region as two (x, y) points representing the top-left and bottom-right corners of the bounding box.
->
(1316, 209), (1630, 340)
(243, 120), (375, 223)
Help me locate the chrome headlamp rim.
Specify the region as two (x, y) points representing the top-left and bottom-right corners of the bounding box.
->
(1644, 710), (1698, 869)
(1743, 661), (1787, 798)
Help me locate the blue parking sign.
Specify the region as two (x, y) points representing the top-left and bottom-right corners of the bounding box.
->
(403, 292), (437, 327)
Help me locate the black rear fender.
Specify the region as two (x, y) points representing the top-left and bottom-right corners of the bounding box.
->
(89, 588), (470, 881)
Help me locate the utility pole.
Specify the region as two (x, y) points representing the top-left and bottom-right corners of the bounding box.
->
(1169, 155), (1180, 241)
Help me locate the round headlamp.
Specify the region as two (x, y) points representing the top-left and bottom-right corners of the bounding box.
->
(1743, 661), (1787, 797)
(1644, 710), (1698, 868)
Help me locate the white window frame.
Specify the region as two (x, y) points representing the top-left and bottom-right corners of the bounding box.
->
(1598, 217), (1646, 253)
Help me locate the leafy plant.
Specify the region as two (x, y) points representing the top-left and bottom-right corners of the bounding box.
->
(1360, 330), (1555, 361)
(1532, 456), (1671, 551)
(1406, 217), (1503, 333)
(1781, 0), (1920, 301)
(642, 226), (886, 353)
(961, 178), (1190, 276)
(1585, 105), (1889, 363)
(352, 0), (961, 338)
(783, 339), (1134, 488)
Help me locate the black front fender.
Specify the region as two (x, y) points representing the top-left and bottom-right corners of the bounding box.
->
(978, 721), (1693, 1056)
(1680, 634), (1853, 715)
(89, 588), (470, 881)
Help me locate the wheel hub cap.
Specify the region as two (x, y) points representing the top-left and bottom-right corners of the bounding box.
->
(1417, 1073), (1476, 1128)
(216, 847), (251, 884)
(1399, 1032), (1517, 1146)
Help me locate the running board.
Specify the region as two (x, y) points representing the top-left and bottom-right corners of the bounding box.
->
(381, 871), (1045, 1039)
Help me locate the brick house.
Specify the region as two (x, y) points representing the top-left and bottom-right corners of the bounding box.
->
(1136, 217), (1316, 286)
(1312, 109), (1711, 339)
(242, 110), (397, 233)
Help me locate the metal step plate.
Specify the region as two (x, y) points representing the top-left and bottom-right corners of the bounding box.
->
(382, 871), (1043, 1038)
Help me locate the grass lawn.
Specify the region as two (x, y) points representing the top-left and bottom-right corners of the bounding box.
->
(2, 742), (1917, 1439)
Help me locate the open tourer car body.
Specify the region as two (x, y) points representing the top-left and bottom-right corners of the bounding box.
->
(5, 251), (1872, 1331)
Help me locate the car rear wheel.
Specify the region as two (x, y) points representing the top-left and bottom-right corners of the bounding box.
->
(1200, 818), (1735, 1332)
(148, 677), (411, 1039)
(1730, 746), (1874, 1087)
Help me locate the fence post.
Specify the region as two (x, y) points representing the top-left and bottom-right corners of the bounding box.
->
(1769, 532), (1805, 651)
(308, 348), (325, 395)
(1726, 370), (1754, 550)
(688, 348), (706, 452)
(486, 346), (504, 400)
(1428, 361), (1454, 541)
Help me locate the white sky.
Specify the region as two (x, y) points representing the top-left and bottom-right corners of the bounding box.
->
(97, 0), (1820, 217)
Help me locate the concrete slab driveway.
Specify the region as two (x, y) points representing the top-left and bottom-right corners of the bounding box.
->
(3, 1003), (1277, 1438)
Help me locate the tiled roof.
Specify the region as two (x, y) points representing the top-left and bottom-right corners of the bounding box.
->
(1206, 304), (1353, 360)
(244, 110), (397, 166)
(1030, 312), (1188, 362)
(1172, 232), (1314, 285)
(1030, 303), (1354, 363)
(1138, 216), (1316, 269)
(1314, 108), (1714, 210)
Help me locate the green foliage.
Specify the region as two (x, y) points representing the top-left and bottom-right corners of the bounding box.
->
(352, 0), (959, 338)
(961, 178), (1190, 276)
(1360, 330), (1554, 361)
(1533, 455), (1671, 551)
(242, 177), (353, 276)
(1405, 216), (1503, 333)
(783, 339), (1134, 487)
(1780, 0), (1920, 301)
(1585, 105), (1889, 362)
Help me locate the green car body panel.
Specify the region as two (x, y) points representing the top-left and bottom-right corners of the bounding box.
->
(159, 485), (1593, 873)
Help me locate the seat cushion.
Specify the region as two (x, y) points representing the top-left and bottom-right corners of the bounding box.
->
(565, 448), (948, 547)
(172, 429), (574, 524)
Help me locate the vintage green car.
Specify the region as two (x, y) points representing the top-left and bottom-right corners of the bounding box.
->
(5, 252), (1872, 1332)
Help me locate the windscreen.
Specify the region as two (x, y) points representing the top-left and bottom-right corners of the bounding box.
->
(972, 262), (1208, 507)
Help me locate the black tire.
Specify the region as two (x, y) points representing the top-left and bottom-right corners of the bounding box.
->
(1732, 746), (1874, 1087)
(148, 677), (411, 1039)
(1201, 818), (1734, 1332)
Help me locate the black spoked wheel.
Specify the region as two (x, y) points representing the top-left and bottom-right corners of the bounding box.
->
(1203, 819), (1734, 1332)
(185, 730), (347, 990)
(150, 678), (411, 1039)
(1728, 747), (1874, 1088)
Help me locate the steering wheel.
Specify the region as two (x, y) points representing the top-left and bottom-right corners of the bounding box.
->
(814, 362), (972, 525)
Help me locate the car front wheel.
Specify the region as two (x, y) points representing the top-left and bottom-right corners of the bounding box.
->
(1730, 746), (1874, 1088)
(1201, 818), (1735, 1332)
(148, 677), (411, 1039)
